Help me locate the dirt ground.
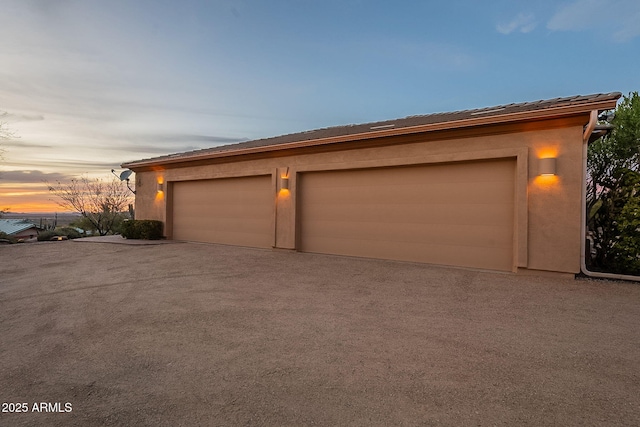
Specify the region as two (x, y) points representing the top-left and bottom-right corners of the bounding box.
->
(1, 239), (639, 426)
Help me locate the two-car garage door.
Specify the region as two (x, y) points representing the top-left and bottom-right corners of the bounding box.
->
(298, 159), (515, 271)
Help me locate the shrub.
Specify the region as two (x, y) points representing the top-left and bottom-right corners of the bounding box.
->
(121, 220), (163, 240)
(57, 227), (82, 239)
(37, 227), (82, 241)
(37, 230), (57, 241)
(0, 231), (17, 244)
(120, 220), (135, 238)
(587, 92), (640, 275)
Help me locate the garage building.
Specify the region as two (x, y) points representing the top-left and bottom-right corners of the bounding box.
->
(122, 93), (621, 276)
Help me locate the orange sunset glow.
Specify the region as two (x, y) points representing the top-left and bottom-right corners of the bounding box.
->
(0, 183), (72, 213)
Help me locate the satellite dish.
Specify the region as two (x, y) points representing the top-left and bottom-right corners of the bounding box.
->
(111, 169), (133, 181)
(119, 170), (133, 181)
(111, 169), (136, 194)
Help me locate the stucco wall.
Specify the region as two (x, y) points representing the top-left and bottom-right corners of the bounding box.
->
(132, 116), (588, 275)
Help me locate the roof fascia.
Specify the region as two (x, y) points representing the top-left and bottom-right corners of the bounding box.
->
(122, 97), (619, 169)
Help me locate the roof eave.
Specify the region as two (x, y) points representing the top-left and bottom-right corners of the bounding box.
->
(122, 97), (619, 170)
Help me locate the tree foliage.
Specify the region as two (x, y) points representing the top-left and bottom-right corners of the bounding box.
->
(587, 92), (640, 275)
(69, 216), (100, 235)
(47, 176), (133, 236)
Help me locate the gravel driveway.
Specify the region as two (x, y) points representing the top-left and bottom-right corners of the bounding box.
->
(1, 239), (639, 426)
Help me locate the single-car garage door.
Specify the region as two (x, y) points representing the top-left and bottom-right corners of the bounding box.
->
(298, 159), (515, 271)
(172, 175), (272, 248)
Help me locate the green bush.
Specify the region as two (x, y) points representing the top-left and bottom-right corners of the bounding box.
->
(120, 220), (135, 238)
(37, 230), (57, 241)
(0, 231), (17, 244)
(57, 227), (82, 239)
(37, 227), (82, 241)
(121, 220), (163, 240)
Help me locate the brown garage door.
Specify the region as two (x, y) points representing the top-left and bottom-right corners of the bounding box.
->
(172, 175), (272, 248)
(298, 159), (515, 271)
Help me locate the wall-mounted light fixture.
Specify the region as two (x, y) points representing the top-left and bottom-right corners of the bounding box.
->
(538, 157), (557, 176)
(157, 182), (164, 192)
(280, 167), (290, 191)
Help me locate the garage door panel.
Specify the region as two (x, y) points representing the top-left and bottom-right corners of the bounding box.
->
(303, 202), (512, 227)
(303, 180), (514, 206)
(197, 205), (267, 218)
(303, 235), (514, 271)
(305, 236), (512, 271)
(303, 220), (512, 248)
(206, 217), (270, 232)
(305, 161), (511, 187)
(299, 159), (515, 271)
(199, 227), (270, 247)
(172, 175), (272, 248)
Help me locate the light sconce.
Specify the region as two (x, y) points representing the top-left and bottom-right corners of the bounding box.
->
(157, 182), (164, 192)
(280, 176), (289, 190)
(538, 157), (557, 176)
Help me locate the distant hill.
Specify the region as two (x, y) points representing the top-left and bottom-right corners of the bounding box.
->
(1, 212), (82, 227)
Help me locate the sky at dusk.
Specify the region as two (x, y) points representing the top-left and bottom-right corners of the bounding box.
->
(1, 0), (639, 212)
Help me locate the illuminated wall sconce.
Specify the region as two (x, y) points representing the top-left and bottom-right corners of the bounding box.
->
(157, 182), (164, 192)
(280, 176), (289, 190)
(538, 157), (557, 176)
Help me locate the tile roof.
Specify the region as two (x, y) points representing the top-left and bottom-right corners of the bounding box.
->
(0, 219), (38, 235)
(123, 92), (621, 168)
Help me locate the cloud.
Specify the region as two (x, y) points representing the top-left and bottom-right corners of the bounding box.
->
(2, 140), (52, 149)
(120, 133), (249, 147)
(3, 158), (122, 173)
(547, 0), (607, 32)
(0, 170), (74, 184)
(100, 134), (251, 159)
(3, 113), (45, 123)
(497, 13), (537, 35)
(547, 0), (640, 42)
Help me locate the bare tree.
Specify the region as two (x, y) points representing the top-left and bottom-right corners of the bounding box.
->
(47, 176), (133, 236)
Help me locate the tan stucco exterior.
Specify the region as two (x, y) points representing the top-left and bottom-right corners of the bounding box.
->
(124, 95), (620, 276)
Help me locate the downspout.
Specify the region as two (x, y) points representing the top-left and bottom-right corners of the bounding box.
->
(580, 110), (640, 281)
